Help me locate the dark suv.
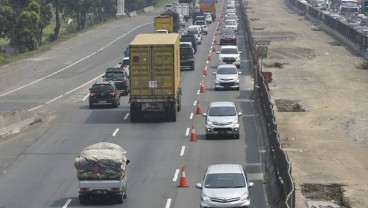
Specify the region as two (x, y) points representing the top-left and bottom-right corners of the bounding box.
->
(180, 34), (197, 53)
(88, 82), (120, 109)
(102, 68), (130, 96)
(220, 28), (237, 45)
(180, 43), (195, 71)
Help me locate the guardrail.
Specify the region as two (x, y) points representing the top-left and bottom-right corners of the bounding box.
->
(288, 0), (368, 58)
(239, 0), (296, 207)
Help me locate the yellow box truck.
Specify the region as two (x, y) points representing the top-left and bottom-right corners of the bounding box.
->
(129, 34), (182, 122)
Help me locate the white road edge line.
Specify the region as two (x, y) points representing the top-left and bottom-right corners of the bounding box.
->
(28, 105), (43, 111)
(185, 128), (190, 136)
(165, 198), (172, 208)
(197, 90), (200, 95)
(0, 22), (152, 98)
(112, 128), (119, 136)
(65, 73), (104, 95)
(124, 113), (130, 120)
(62, 199), (72, 208)
(190, 113), (194, 120)
(46, 95), (63, 104)
(173, 169), (179, 182)
(82, 93), (89, 101)
(180, 146), (185, 156)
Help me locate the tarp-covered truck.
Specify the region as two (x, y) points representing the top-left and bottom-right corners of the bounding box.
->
(154, 10), (180, 33)
(199, 0), (216, 20)
(75, 142), (130, 204)
(129, 34), (182, 122)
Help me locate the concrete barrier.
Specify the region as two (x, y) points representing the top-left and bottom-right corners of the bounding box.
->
(129, 11), (137, 17)
(0, 109), (41, 138)
(143, 6), (154, 12)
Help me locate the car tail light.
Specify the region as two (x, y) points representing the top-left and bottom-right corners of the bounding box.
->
(109, 92), (115, 97)
(111, 188), (120, 192)
(80, 188), (89, 192)
(90, 92), (96, 97)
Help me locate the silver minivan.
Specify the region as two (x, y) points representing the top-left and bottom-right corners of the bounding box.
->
(203, 101), (242, 139)
(196, 164), (254, 208)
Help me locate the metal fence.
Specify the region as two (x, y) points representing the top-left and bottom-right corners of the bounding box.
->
(239, 1), (296, 207)
(289, 0), (368, 50)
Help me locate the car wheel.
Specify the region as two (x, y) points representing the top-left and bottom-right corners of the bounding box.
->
(89, 102), (94, 109)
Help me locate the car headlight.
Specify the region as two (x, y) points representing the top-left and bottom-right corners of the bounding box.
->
(207, 120), (213, 125)
(232, 119), (238, 124)
(239, 193), (249, 201)
(235, 79), (240, 83)
(201, 193), (210, 202)
(236, 56), (240, 61)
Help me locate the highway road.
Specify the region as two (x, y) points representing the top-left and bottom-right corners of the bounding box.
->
(0, 1), (268, 208)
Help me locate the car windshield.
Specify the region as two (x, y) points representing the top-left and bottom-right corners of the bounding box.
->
(91, 84), (113, 92)
(222, 29), (235, 35)
(204, 173), (246, 188)
(180, 48), (194, 58)
(195, 21), (206, 26)
(226, 21), (237, 25)
(122, 60), (129, 65)
(226, 17), (237, 22)
(208, 106), (236, 116)
(104, 72), (126, 80)
(187, 30), (198, 35)
(217, 67), (237, 74)
(221, 48), (238, 54)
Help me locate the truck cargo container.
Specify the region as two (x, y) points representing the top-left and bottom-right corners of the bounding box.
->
(154, 10), (180, 33)
(199, 0), (216, 20)
(129, 34), (182, 122)
(174, 3), (190, 21)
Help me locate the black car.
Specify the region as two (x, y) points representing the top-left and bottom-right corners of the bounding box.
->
(88, 82), (120, 109)
(180, 43), (195, 71)
(103, 68), (130, 96)
(180, 34), (198, 53)
(220, 28), (237, 45)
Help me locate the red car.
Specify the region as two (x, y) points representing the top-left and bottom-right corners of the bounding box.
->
(220, 28), (237, 45)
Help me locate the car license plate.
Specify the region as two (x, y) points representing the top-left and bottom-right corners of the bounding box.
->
(93, 190), (106, 194)
(99, 101), (107, 103)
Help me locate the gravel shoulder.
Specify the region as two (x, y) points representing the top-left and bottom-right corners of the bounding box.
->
(245, 0), (368, 207)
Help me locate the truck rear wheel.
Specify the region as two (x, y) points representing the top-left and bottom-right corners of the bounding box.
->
(130, 105), (138, 122)
(171, 105), (177, 122)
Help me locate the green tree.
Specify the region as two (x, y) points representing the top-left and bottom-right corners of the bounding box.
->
(0, 0), (14, 38)
(12, 9), (40, 51)
(37, 2), (52, 45)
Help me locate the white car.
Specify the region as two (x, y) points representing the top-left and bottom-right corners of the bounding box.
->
(225, 12), (238, 19)
(226, 6), (236, 13)
(164, 4), (173, 10)
(194, 20), (208, 34)
(186, 25), (202, 44)
(179, 15), (186, 27)
(217, 45), (242, 68)
(119, 57), (130, 77)
(203, 12), (213, 23)
(224, 19), (238, 32)
(213, 64), (241, 91)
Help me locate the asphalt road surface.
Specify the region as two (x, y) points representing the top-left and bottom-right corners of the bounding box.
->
(0, 1), (268, 208)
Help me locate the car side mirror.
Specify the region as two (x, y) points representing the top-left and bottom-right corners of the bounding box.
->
(239, 51), (242, 54)
(89, 88), (92, 91)
(238, 71), (242, 74)
(212, 72), (216, 75)
(238, 112), (242, 116)
(126, 160), (130, 165)
(102, 75), (105, 78)
(249, 182), (254, 188)
(202, 113), (207, 117)
(216, 52), (220, 54)
(196, 183), (203, 189)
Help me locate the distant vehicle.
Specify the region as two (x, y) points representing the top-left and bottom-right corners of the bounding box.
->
(202, 101), (242, 139)
(192, 11), (204, 24)
(217, 45), (242, 67)
(156, 29), (169, 33)
(225, 5), (236, 13)
(203, 12), (213, 23)
(103, 68), (130, 96)
(224, 19), (238, 32)
(154, 10), (180, 33)
(174, 3), (190, 21)
(220, 28), (237, 45)
(76, 142), (130, 204)
(194, 15), (206, 22)
(180, 42), (195, 71)
(119, 57), (130, 77)
(186, 25), (203, 44)
(196, 164), (254, 207)
(213, 64), (241, 90)
(195, 20), (208, 34)
(180, 34), (198, 53)
(339, 0), (358, 16)
(225, 12), (238, 19)
(164, 3), (173, 10)
(88, 81), (120, 108)
(179, 15), (186, 27)
(199, 0), (217, 20)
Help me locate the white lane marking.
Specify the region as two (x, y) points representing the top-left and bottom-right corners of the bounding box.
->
(62, 199), (72, 208)
(65, 73), (104, 95)
(193, 100), (197, 106)
(82, 93), (89, 101)
(46, 95), (63, 104)
(165, 198), (172, 208)
(190, 113), (194, 120)
(185, 128), (190, 136)
(206, 60), (209, 64)
(0, 23), (152, 98)
(112, 128), (119, 136)
(173, 169), (180, 181)
(197, 90), (200, 95)
(124, 113), (130, 120)
(180, 146), (185, 156)
(28, 105), (43, 111)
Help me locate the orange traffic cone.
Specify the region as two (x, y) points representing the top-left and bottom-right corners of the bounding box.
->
(200, 81), (205, 93)
(190, 125), (197, 142)
(203, 67), (208, 76)
(178, 166), (189, 187)
(207, 54), (212, 61)
(196, 99), (202, 114)
(212, 46), (216, 52)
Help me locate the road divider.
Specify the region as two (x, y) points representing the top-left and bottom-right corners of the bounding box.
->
(0, 109), (42, 138)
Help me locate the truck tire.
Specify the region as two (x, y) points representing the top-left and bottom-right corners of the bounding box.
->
(177, 93), (182, 112)
(130, 105), (137, 122)
(171, 105), (177, 122)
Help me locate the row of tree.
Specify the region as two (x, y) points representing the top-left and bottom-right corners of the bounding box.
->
(0, 0), (161, 53)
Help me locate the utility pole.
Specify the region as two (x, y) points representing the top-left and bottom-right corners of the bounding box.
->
(116, 0), (126, 16)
